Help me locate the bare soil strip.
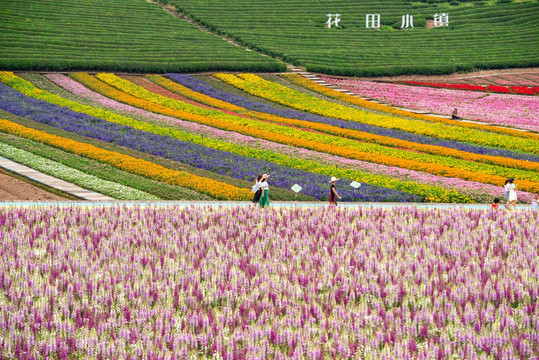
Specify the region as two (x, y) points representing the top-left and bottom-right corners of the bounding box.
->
(0, 168), (68, 201)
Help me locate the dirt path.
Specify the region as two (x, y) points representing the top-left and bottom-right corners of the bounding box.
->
(0, 169), (66, 201)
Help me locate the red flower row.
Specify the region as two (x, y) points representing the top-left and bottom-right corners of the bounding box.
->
(402, 81), (487, 92)
(401, 81), (538, 96)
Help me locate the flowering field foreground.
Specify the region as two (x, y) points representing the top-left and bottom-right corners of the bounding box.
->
(1, 206), (537, 359)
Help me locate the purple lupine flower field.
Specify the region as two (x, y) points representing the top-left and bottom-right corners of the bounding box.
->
(0, 205), (537, 359)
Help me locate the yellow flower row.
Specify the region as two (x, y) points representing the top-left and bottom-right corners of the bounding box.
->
(91, 73), (539, 190)
(215, 73), (539, 155)
(0, 118), (251, 200)
(147, 75), (247, 113)
(282, 73), (539, 142)
(150, 75), (538, 173)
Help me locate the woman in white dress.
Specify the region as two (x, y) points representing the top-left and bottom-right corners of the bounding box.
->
(504, 178), (517, 210)
(258, 174), (270, 208)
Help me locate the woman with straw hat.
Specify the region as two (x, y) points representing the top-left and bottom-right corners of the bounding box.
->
(329, 176), (341, 206)
(259, 174), (270, 208)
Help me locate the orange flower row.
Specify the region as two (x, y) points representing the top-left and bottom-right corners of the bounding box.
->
(0, 118), (251, 200)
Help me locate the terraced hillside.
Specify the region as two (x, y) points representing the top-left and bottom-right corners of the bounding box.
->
(0, 0), (284, 73)
(160, 0), (539, 76)
(0, 71), (537, 203)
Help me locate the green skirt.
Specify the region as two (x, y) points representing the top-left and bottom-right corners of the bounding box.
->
(259, 189), (270, 208)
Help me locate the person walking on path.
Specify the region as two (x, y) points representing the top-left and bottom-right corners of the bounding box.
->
(258, 174), (270, 208)
(329, 177), (342, 206)
(504, 178), (517, 210)
(252, 174), (263, 205)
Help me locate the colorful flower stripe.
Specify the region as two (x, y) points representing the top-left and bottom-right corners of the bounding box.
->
(0, 79), (420, 202)
(0, 119), (250, 200)
(283, 74), (539, 141)
(38, 74), (472, 202)
(510, 86), (536, 95)
(126, 75), (261, 122)
(222, 73), (539, 152)
(2, 206), (537, 358)
(157, 122), (529, 203)
(49, 74), (498, 203)
(163, 74), (539, 163)
(486, 85), (512, 94)
(7, 72), (539, 199)
(158, 74), (539, 165)
(85, 74), (539, 192)
(146, 76), (539, 174)
(46, 73), (164, 118)
(0, 141), (158, 200)
(318, 76), (539, 134)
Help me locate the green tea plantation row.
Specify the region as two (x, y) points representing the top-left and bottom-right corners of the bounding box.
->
(0, 0), (285, 73)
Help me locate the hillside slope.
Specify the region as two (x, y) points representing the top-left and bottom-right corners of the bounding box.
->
(160, 0), (539, 76)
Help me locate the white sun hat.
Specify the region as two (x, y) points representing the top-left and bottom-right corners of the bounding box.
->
(329, 176), (340, 182)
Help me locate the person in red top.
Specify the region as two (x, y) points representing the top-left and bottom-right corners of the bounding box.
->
(491, 197), (500, 210)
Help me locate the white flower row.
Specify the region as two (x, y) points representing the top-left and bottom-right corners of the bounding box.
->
(0, 142), (159, 200)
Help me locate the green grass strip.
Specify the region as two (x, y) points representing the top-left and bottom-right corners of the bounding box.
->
(0, 140), (158, 200)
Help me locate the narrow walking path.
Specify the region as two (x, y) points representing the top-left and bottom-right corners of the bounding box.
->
(0, 156), (115, 201)
(0, 200), (532, 210)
